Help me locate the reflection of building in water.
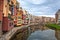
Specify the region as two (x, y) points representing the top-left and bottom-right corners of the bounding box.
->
(28, 29), (57, 40)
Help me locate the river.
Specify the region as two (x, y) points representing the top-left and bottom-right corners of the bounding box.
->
(27, 29), (57, 40)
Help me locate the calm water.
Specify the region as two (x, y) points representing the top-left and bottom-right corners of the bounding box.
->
(27, 29), (57, 40)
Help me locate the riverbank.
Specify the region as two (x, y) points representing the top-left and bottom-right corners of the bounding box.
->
(45, 23), (60, 40)
(45, 23), (60, 30)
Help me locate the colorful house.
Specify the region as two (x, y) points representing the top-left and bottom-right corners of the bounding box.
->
(2, 0), (17, 32)
(14, 6), (17, 26)
(55, 9), (60, 24)
(22, 9), (29, 25)
(13, 1), (23, 26)
(12, 0), (18, 26)
(16, 7), (23, 26)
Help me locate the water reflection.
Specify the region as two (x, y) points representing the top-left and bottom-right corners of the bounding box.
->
(27, 29), (57, 40)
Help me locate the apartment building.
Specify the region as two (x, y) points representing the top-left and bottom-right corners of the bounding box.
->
(22, 9), (28, 25)
(28, 14), (35, 24)
(27, 13), (31, 24)
(2, 0), (17, 32)
(16, 7), (23, 26)
(25, 11), (29, 25)
(55, 9), (60, 24)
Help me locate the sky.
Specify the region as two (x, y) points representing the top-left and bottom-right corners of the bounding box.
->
(17, 0), (60, 18)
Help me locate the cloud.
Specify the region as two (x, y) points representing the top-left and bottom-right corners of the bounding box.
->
(26, 6), (54, 15)
(17, 0), (29, 7)
(17, 0), (60, 17)
(26, 0), (47, 4)
(38, 15), (55, 18)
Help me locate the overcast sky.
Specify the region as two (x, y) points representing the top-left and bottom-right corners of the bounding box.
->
(17, 0), (60, 17)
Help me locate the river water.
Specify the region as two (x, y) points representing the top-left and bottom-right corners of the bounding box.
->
(27, 29), (57, 40)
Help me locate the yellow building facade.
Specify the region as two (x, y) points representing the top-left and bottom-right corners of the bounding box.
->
(17, 8), (23, 26)
(3, 0), (17, 16)
(3, 0), (9, 17)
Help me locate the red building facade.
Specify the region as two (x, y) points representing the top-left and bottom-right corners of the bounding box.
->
(0, 0), (4, 36)
(2, 17), (14, 32)
(2, 0), (15, 32)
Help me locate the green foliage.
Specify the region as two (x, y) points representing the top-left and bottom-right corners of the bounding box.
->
(45, 23), (60, 30)
(8, 14), (13, 20)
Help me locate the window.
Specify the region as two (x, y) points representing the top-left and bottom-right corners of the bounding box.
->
(18, 16), (22, 19)
(10, 23), (11, 26)
(16, 5), (19, 9)
(8, 13), (11, 19)
(9, 5), (14, 15)
(11, 5), (14, 15)
(7, 0), (10, 2)
(17, 19), (22, 24)
(9, 22), (13, 26)
(14, 17), (17, 20)
(17, 21), (22, 24)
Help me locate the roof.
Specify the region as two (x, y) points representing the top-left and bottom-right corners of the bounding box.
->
(56, 9), (60, 15)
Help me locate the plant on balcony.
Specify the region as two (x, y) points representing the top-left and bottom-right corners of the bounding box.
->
(8, 14), (13, 20)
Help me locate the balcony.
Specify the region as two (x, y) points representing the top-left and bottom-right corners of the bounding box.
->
(18, 16), (22, 19)
(9, 5), (14, 15)
(16, 5), (19, 9)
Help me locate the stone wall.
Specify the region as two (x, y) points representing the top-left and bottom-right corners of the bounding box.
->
(10, 24), (46, 40)
(10, 27), (29, 40)
(55, 30), (60, 40)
